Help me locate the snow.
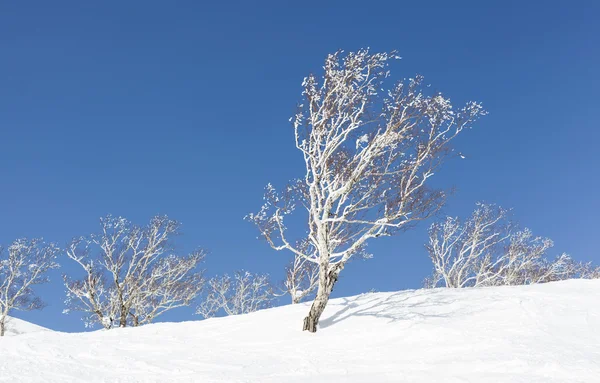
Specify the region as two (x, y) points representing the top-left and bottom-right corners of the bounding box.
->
(2, 316), (50, 336)
(1, 279), (599, 382)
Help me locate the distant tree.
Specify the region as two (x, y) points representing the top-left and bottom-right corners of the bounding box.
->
(247, 49), (485, 332)
(63, 215), (205, 329)
(584, 265), (600, 278)
(196, 270), (273, 318)
(283, 254), (319, 304)
(0, 238), (60, 336)
(425, 203), (576, 288)
(572, 261), (600, 280)
(281, 240), (319, 304)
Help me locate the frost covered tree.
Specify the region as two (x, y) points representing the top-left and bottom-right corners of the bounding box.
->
(274, 239), (319, 304)
(63, 215), (205, 329)
(0, 238), (60, 336)
(283, 252), (319, 304)
(196, 270), (273, 318)
(247, 49), (486, 332)
(426, 203), (576, 288)
(578, 262), (600, 279)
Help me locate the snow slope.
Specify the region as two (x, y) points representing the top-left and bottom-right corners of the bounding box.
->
(2, 315), (50, 336)
(0, 279), (598, 382)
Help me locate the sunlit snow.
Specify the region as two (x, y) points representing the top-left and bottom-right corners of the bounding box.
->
(1, 279), (598, 382)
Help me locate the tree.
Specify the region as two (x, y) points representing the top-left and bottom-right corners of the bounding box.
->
(247, 49), (486, 332)
(0, 238), (60, 336)
(578, 262), (600, 279)
(276, 239), (319, 304)
(196, 270), (273, 318)
(425, 203), (576, 288)
(63, 215), (205, 329)
(283, 253), (319, 304)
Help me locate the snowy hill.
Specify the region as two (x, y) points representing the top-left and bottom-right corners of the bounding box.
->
(2, 316), (50, 337)
(0, 280), (599, 382)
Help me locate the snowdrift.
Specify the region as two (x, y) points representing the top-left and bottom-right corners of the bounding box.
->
(0, 279), (598, 382)
(2, 315), (49, 336)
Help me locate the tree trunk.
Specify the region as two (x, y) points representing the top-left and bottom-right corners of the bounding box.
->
(119, 307), (127, 328)
(302, 264), (342, 333)
(0, 317), (5, 337)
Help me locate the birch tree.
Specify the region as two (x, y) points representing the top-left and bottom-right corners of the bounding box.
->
(63, 215), (205, 329)
(196, 270), (273, 318)
(578, 262), (600, 279)
(0, 238), (60, 336)
(276, 239), (319, 304)
(247, 49), (486, 332)
(283, 253), (319, 304)
(426, 203), (576, 288)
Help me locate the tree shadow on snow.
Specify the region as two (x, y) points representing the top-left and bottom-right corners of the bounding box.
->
(320, 289), (471, 329)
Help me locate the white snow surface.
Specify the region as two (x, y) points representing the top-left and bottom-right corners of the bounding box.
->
(2, 315), (49, 337)
(1, 279), (599, 382)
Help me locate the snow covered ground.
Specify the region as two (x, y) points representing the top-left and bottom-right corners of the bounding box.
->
(0, 279), (598, 382)
(2, 315), (50, 337)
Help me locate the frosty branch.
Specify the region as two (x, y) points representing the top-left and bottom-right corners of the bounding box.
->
(278, 239), (319, 304)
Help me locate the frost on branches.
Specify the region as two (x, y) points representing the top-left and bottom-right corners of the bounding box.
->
(425, 203), (580, 288)
(0, 238), (60, 336)
(196, 270), (273, 318)
(283, 249), (319, 304)
(247, 49), (485, 332)
(63, 215), (206, 329)
(272, 239), (319, 304)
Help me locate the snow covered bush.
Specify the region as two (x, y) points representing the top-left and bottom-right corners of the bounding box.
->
(247, 49), (485, 332)
(196, 270), (273, 318)
(425, 203), (579, 288)
(63, 215), (206, 329)
(0, 238), (60, 336)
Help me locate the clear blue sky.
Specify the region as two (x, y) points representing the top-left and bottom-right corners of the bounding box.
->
(1, 1), (598, 332)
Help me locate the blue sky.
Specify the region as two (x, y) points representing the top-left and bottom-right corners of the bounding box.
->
(1, 1), (598, 332)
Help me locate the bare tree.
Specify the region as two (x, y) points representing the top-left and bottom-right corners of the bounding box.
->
(127, 254), (205, 326)
(578, 262), (600, 279)
(283, 253), (319, 304)
(276, 240), (319, 304)
(63, 215), (205, 329)
(426, 203), (509, 288)
(426, 203), (576, 288)
(247, 49), (485, 332)
(197, 270), (273, 318)
(0, 238), (60, 336)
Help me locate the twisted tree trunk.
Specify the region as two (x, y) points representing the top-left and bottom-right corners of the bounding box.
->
(302, 263), (343, 333)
